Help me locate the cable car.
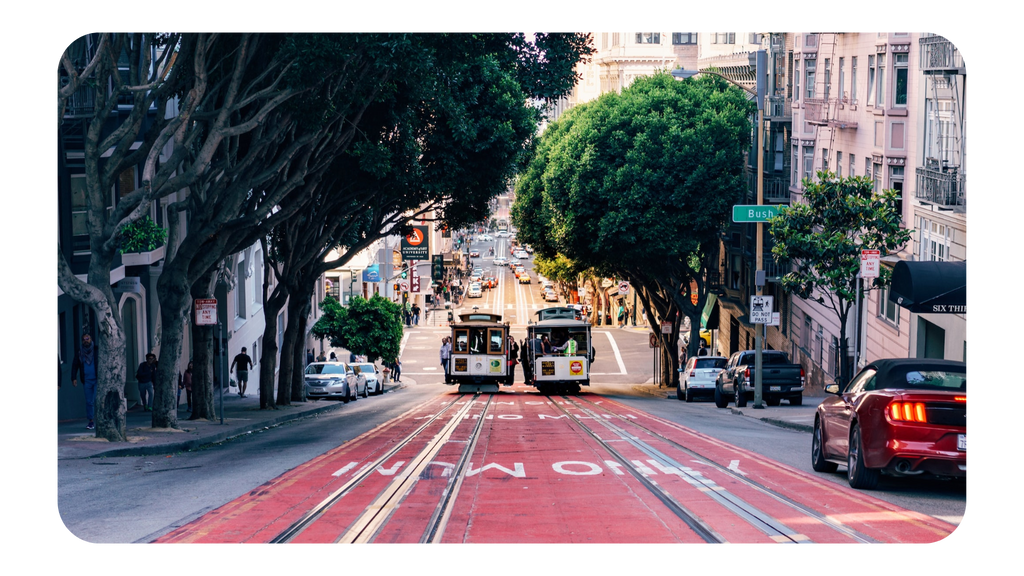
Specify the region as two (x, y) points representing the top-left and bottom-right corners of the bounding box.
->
(524, 307), (594, 395)
(447, 311), (512, 393)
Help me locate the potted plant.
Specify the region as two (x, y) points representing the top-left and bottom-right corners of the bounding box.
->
(119, 215), (167, 265)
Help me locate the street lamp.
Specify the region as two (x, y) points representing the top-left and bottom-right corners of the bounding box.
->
(673, 50), (769, 409)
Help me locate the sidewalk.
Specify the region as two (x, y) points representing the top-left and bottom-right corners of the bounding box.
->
(57, 380), (407, 460)
(631, 382), (822, 432)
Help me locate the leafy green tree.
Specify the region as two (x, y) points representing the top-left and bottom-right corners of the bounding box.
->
(311, 295), (403, 365)
(513, 73), (754, 383)
(769, 172), (912, 385)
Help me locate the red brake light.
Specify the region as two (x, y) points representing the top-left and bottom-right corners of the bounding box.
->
(745, 367), (751, 379)
(690, 371), (696, 377)
(888, 401), (928, 423)
(954, 396), (966, 403)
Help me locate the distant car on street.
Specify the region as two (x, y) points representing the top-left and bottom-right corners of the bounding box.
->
(467, 283), (482, 298)
(469, 250), (480, 258)
(812, 358), (966, 490)
(544, 290), (559, 302)
(519, 273), (531, 284)
(678, 356), (728, 402)
(493, 257), (507, 267)
(515, 251), (529, 259)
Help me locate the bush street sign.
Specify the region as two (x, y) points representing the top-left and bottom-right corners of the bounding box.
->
(733, 205), (781, 223)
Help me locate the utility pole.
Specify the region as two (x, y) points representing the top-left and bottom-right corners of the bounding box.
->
(752, 49), (767, 410)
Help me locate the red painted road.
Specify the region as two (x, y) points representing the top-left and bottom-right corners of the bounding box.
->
(156, 386), (957, 544)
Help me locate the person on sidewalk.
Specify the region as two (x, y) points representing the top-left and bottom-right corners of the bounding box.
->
(182, 361), (193, 412)
(391, 356), (402, 382)
(412, 303), (421, 326)
(230, 347), (254, 398)
(306, 349), (315, 366)
(135, 353), (157, 411)
(70, 333), (98, 430)
(440, 337), (452, 383)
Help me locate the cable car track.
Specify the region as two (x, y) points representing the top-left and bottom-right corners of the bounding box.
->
(270, 394), (490, 543)
(554, 394), (878, 544)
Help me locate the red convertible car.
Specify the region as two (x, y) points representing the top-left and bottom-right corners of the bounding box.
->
(811, 358), (966, 489)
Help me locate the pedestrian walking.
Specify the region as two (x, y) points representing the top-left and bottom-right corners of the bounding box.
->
(306, 348), (315, 366)
(230, 347), (254, 398)
(697, 341), (709, 357)
(70, 333), (98, 430)
(317, 350), (327, 362)
(182, 361), (194, 412)
(412, 303), (421, 326)
(329, 351), (338, 362)
(135, 352), (157, 411)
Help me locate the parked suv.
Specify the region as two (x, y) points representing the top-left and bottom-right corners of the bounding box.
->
(678, 356), (728, 402)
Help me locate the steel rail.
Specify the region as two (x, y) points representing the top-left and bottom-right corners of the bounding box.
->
(269, 395), (471, 543)
(336, 394), (492, 543)
(549, 397), (725, 543)
(571, 395), (879, 544)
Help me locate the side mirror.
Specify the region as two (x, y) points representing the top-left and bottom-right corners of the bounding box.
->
(824, 383), (840, 395)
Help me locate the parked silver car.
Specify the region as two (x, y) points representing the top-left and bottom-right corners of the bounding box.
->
(304, 362), (361, 402)
(678, 356), (728, 402)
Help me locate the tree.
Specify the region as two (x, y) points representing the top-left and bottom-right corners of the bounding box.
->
(513, 73), (754, 384)
(311, 295), (403, 364)
(58, 34), (196, 440)
(768, 173), (912, 386)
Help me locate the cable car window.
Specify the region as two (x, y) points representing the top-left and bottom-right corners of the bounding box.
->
(454, 330), (469, 353)
(488, 329), (504, 353)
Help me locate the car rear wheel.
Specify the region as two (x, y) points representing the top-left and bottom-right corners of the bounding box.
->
(848, 424), (880, 489)
(714, 385), (728, 408)
(676, 383), (685, 401)
(811, 419), (838, 473)
(684, 387), (694, 403)
(735, 384), (747, 407)
(789, 395), (803, 406)
(766, 397), (781, 407)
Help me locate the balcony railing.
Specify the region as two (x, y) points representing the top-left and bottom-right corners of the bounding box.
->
(763, 255), (791, 280)
(767, 95), (792, 121)
(747, 172), (792, 203)
(916, 165), (966, 212)
(803, 97), (858, 129)
(64, 84), (96, 118)
(920, 35), (965, 74)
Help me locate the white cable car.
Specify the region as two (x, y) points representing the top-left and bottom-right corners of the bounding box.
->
(447, 311), (512, 393)
(524, 307), (595, 395)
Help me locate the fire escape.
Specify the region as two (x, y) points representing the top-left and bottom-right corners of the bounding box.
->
(916, 35), (966, 213)
(803, 33), (858, 172)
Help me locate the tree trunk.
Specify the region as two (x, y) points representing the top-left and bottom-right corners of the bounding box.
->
(151, 271), (198, 429)
(290, 298), (313, 401)
(94, 295), (129, 442)
(258, 291), (287, 410)
(189, 320), (218, 419)
(278, 295), (307, 403)
(838, 307), (853, 388)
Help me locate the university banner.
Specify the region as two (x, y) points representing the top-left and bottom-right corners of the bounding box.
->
(401, 226), (430, 261)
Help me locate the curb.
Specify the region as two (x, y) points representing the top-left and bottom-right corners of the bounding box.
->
(727, 407), (813, 433)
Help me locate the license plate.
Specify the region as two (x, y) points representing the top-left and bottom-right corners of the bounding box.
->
(957, 434), (966, 451)
(311, 387), (324, 393)
(769, 386), (781, 392)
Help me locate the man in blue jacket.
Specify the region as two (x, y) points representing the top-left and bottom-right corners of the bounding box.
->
(70, 333), (98, 430)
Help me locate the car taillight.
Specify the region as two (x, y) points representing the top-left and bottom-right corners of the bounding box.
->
(888, 401), (928, 423)
(954, 396), (966, 403)
(744, 367), (751, 379)
(800, 367), (805, 385)
(690, 371), (696, 377)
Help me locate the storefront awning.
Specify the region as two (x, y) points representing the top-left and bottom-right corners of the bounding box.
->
(889, 260), (966, 314)
(701, 294), (720, 330)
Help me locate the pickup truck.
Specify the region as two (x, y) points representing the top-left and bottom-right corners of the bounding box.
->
(714, 350), (805, 408)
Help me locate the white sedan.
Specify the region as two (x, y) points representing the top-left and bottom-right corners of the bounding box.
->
(467, 283), (483, 298)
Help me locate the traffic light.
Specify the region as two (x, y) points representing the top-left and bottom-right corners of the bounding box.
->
(400, 263), (409, 279)
(432, 254), (444, 281)
(393, 283), (400, 292)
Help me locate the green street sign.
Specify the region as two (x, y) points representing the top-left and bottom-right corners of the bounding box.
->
(732, 205), (781, 223)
